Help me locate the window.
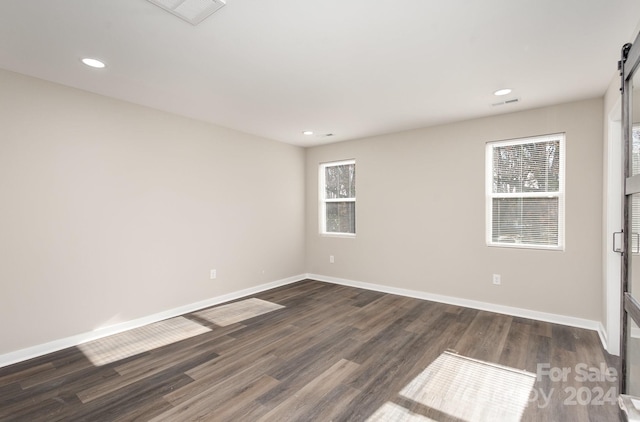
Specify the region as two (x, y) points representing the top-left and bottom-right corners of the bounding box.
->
(320, 160), (356, 236)
(486, 134), (565, 250)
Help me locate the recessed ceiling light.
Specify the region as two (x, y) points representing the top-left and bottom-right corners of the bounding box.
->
(303, 131), (314, 135)
(81, 58), (106, 69)
(494, 88), (512, 96)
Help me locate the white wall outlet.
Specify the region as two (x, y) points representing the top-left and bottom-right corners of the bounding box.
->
(210, 269), (217, 280)
(492, 274), (501, 285)
(329, 255), (335, 264)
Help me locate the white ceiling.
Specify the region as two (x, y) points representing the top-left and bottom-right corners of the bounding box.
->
(1, 0), (640, 147)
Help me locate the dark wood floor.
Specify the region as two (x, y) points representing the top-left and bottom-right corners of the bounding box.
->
(0, 280), (621, 421)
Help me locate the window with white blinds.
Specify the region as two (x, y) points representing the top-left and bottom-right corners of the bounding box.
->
(486, 134), (565, 250)
(319, 160), (356, 236)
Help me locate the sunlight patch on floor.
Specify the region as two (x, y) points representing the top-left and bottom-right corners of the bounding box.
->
(78, 316), (210, 366)
(194, 298), (285, 326)
(399, 351), (535, 422)
(366, 402), (438, 421)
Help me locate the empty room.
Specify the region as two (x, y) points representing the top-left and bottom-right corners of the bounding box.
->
(3, 1), (640, 421)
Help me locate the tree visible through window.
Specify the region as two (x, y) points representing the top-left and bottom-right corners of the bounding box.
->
(320, 160), (356, 235)
(486, 134), (565, 249)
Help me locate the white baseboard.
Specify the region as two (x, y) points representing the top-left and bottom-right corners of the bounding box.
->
(308, 273), (607, 348)
(0, 274), (307, 369)
(0, 273), (611, 369)
(597, 323), (609, 353)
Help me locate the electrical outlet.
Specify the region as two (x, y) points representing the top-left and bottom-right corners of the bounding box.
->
(492, 274), (501, 285)
(329, 255), (335, 264)
(210, 269), (217, 280)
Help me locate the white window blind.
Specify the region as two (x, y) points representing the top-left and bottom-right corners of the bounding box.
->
(319, 160), (356, 235)
(486, 134), (565, 250)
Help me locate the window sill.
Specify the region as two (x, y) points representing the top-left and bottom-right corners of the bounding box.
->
(487, 242), (564, 251)
(320, 232), (356, 239)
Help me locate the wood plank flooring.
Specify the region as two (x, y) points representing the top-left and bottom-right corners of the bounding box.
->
(0, 280), (621, 421)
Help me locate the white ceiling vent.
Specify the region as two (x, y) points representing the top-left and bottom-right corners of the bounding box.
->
(146, 0), (226, 26)
(491, 98), (520, 107)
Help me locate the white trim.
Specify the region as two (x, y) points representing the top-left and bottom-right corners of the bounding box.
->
(0, 274), (307, 369)
(307, 273), (604, 340)
(604, 98), (622, 356)
(1, 273), (609, 369)
(319, 159), (356, 236)
(486, 133), (566, 251)
(319, 233), (356, 239)
(486, 242), (564, 252)
(597, 322), (608, 352)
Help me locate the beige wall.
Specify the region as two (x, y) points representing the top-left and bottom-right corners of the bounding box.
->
(0, 69), (305, 355)
(0, 66), (608, 357)
(306, 98), (604, 321)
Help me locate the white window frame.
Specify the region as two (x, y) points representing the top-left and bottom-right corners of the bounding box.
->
(319, 159), (356, 237)
(486, 133), (565, 250)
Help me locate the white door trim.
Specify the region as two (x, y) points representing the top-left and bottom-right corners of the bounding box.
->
(605, 97), (622, 356)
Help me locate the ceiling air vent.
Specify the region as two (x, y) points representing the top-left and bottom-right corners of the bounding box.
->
(491, 98), (520, 107)
(146, 0), (226, 26)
